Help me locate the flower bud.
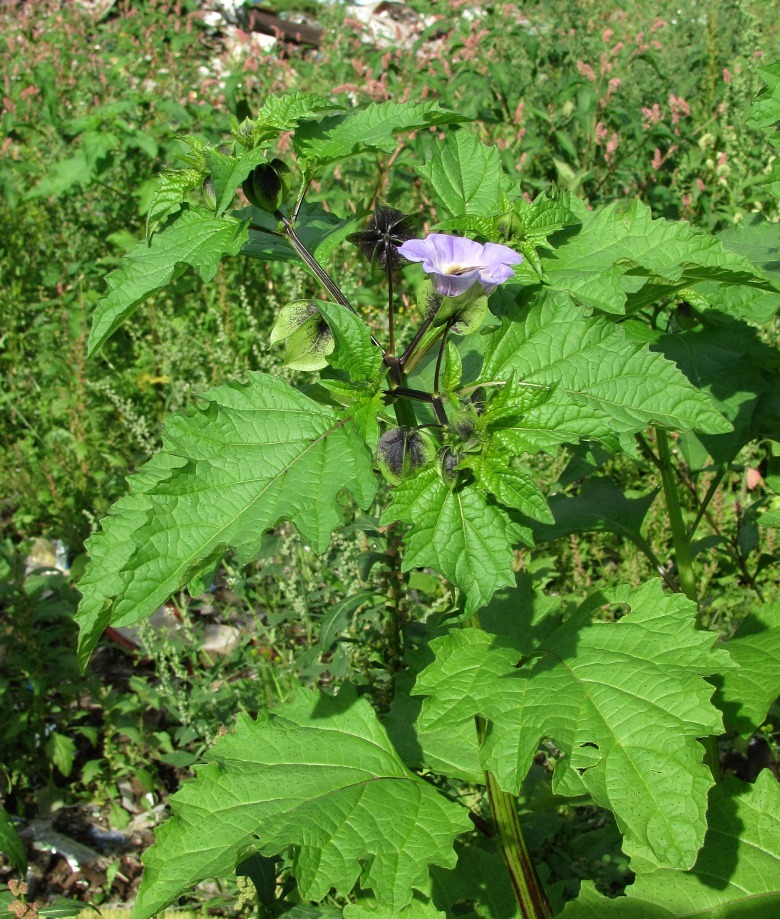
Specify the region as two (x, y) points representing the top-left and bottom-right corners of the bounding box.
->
(438, 446), (460, 485)
(202, 176), (217, 210)
(496, 208), (524, 241)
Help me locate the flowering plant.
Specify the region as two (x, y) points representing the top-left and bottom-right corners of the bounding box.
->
(73, 94), (780, 919)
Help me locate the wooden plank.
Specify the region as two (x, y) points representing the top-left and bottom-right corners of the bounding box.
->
(245, 7), (323, 47)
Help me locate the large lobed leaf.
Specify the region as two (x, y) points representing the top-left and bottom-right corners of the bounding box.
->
(88, 206), (248, 356)
(76, 373), (375, 668)
(293, 101), (467, 169)
(560, 771), (780, 918)
(380, 467), (531, 617)
(254, 91), (344, 135)
(134, 686), (471, 918)
(414, 580), (731, 869)
(480, 294), (731, 446)
(539, 199), (774, 314)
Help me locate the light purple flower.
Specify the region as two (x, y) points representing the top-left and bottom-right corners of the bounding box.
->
(397, 233), (523, 298)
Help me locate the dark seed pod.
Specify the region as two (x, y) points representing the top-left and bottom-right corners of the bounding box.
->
(348, 206), (417, 271)
(243, 161), (286, 213)
(375, 427), (435, 485)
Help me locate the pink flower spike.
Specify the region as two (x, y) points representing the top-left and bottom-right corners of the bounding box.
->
(398, 234), (522, 298)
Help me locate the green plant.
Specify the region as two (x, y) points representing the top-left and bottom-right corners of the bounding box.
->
(65, 83), (780, 919)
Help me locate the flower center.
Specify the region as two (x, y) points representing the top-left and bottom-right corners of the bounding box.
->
(445, 264), (484, 276)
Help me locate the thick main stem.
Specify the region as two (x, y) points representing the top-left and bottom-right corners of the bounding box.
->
(470, 617), (552, 919)
(484, 768), (553, 919)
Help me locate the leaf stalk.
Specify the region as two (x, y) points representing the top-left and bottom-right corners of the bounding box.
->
(655, 428), (697, 603)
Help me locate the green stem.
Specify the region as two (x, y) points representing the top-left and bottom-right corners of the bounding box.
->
(484, 769), (553, 919)
(469, 616), (552, 919)
(655, 429), (697, 603)
(687, 468), (726, 541)
(390, 368), (418, 429)
(655, 429), (721, 780)
(393, 396), (418, 429)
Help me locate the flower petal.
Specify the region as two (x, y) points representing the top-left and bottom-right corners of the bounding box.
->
(482, 242), (524, 267)
(397, 238), (435, 265)
(432, 269), (481, 298)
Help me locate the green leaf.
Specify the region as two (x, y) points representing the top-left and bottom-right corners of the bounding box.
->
(655, 312), (780, 463)
(689, 215), (780, 323)
(344, 896), (445, 918)
(318, 591), (378, 651)
(518, 190), (583, 242)
(145, 168), (205, 239)
(713, 601), (780, 735)
(293, 102), (467, 169)
(480, 295), (730, 446)
(441, 340), (462, 391)
(477, 376), (565, 456)
(76, 374), (375, 667)
(559, 878), (780, 917)
(204, 145), (269, 216)
(254, 92), (344, 135)
(88, 206), (249, 356)
(415, 130), (507, 217)
(383, 627), (482, 783)
(241, 202), (364, 266)
(540, 200), (773, 315)
(318, 301), (383, 382)
(45, 732), (77, 777)
(38, 899), (89, 918)
(414, 579), (731, 868)
(134, 686), (471, 918)
(463, 452), (553, 523)
(532, 477), (658, 543)
(572, 771), (780, 919)
(380, 467), (531, 616)
(74, 452), (186, 670)
(431, 846), (521, 919)
(0, 806), (27, 875)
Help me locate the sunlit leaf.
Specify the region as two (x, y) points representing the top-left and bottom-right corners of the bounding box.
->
(134, 686), (471, 918)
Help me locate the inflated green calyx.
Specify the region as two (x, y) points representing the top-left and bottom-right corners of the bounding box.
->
(270, 299), (334, 371)
(375, 427), (435, 485)
(242, 160), (288, 213)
